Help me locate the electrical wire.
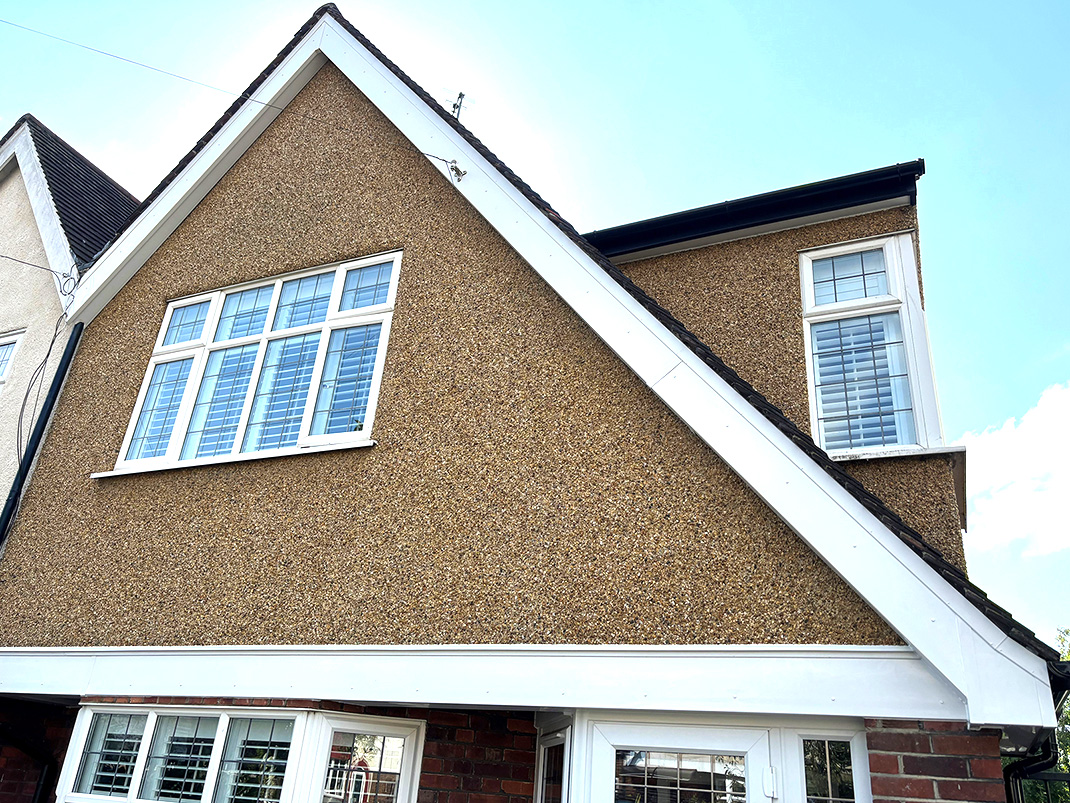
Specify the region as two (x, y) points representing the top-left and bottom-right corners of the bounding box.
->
(0, 16), (469, 182)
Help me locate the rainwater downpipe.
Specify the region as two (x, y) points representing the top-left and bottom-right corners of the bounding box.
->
(0, 321), (83, 550)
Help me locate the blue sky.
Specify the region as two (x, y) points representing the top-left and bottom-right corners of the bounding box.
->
(1, 0), (1067, 645)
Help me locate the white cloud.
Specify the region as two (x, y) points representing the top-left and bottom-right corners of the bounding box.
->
(958, 382), (1070, 556)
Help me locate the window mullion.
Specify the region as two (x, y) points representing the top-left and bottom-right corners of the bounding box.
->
(200, 713), (229, 803)
(297, 324), (333, 444)
(231, 339), (270, 457)
(163, 349), (211, 464)
(264, 279), (284, 334)
(127, 710), (157, 802)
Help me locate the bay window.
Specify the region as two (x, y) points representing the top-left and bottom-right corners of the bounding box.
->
(108, 252), (401, 474)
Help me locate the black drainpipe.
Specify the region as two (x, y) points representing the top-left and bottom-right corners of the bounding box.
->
(0, 321), (83, 550)
(1004, 661), (1070, 803)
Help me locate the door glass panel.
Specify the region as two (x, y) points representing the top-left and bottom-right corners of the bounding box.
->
(540, 743), (565, 803)
(321, 731), (405, 803)
(615, 751), (745, 803)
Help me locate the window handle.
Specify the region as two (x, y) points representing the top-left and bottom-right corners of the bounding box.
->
(762, 766), (777, 799)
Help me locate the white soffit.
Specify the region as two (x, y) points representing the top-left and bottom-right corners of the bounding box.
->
(61, 12), (1054, 729)
(0, 124), (78, 302)
(0, 645), (964, 721)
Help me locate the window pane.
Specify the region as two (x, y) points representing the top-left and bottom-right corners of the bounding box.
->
(213, 718), (293, 803)
(321, 731), (404, 803)
(75, 713), (148, 796)
(811, 248), (887, 306)
(128, 359), (194, 459)
(340, 262), (393, 311)
(615, 751), (745, 803)
(273, 273), (333, 330)
(216, 287), (274, 341)
(242, 333), (320, 452)
(164, 302), (211, 346)
(540, 743), (565, 803)
(811, 313), (915, 450)
(310, 324), (382, 436)
(139, 716), (219, 802)
(0, 341), (15, 379)
(802, 740), (854, 803)
(181, 345), (259, 459)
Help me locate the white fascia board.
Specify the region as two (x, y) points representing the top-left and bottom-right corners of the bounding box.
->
(0, 644), (965, 720)
(0, 125), (78, 304)
(57, 15), (1054, 728)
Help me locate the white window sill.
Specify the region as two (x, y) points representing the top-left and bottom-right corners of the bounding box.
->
(827, 444), (964, 462)
(90, 438), (376, 479)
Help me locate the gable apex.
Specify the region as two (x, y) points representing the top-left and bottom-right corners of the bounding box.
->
(62, 4), (1055, 729)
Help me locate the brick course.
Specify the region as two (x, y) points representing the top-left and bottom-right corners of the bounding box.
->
(83, 697), (536, 803)
(0, 698), (77, 803)
(866, 719), (1004, 803)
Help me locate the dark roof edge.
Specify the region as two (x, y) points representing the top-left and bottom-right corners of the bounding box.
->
(583, 160), (926, 259)
(1, 114), (139, 205)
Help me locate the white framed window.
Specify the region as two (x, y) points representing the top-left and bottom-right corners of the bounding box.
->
(785, 730), (870, 803)
(799, 233), (942, 456)
(535, 725), (571, 803)
(586, 720), (772, 803)
(111, 252), (402, 474)
(0, 330), (24, 384)
(55, 706), (425, 803)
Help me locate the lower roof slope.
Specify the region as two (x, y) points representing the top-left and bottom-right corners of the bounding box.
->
(73, 3), (1058, 664)
(1, 114), (140, 271)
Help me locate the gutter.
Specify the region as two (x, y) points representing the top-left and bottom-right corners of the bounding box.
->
(0, 321), (84, 551)
(1004, 661), (1070, 803)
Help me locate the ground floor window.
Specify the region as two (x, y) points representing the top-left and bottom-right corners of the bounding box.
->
(57, 707), (424, 803)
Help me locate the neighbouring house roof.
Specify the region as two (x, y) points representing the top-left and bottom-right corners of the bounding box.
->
(583, 160), (926, 261)
(0, 114), (139, 271)
(71, 3), (1058, 666)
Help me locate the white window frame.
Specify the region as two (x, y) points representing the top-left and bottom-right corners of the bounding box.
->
(55, 704), (425, 803)
(535, 724), (571, 803)
(0, 329), (24, 385)
(799, 232), (943, 458)
(784, 729), (871, 803)
(582, 718), (773, 803)
(103, 252), (402, 477)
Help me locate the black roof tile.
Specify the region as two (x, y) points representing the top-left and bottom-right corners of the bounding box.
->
(76, 4), (1059, 663)
(1, 115), (140, 272)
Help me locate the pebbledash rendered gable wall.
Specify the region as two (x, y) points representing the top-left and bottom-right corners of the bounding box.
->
(619, 210), (966, 569)
(0, 63), (896, 647)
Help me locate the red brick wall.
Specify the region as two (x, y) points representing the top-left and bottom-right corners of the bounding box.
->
(82, 698), (537, 803)
(0, 698), (77, 803)
(866, 719), (1005, 803)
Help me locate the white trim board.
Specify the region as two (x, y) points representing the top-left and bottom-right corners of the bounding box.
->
(0, 122), (79, 303)
(0, 644), (965, 721)
(58, 10), (1054, 729)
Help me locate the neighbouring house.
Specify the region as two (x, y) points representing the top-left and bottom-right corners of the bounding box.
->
(0, 9), (1063, 803)
(0, 114), (139, 504)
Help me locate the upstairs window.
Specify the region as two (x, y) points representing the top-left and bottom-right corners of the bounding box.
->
(113, 252), (401, 473)
(799, 234), (942, 456)
(0, 331), (22, 384)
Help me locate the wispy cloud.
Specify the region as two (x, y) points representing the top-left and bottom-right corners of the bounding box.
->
(958, 382), (1070, 556)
